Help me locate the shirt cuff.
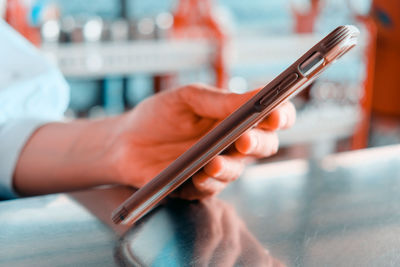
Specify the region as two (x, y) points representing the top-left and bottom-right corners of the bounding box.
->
(0, 118), (55, 199)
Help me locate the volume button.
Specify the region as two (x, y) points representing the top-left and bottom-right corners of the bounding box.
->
(259, 87), (278, 106)
(279, 73), (299, 92)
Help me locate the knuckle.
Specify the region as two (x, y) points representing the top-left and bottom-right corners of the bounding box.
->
(268, 134), (280, 155)
(229, 160), (244, 180)
(257, 131), (279, 157)
(177, 84), (200, 99)
(217, 157), (243, 181)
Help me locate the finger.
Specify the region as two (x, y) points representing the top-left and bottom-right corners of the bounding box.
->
(192, 171), (230, 195)
(172, 171), (228, 200)
(258, 101), (296, 130)
(234, 129), (279, 158)
(178, 83), (260, 119)
(171, 177), (215, 200)
(202, 155), (245, 182)
(221, 145), (257, 165)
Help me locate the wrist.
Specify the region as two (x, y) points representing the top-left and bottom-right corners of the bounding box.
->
(73, 116), (124, 185)
(13, 116), (124, 195)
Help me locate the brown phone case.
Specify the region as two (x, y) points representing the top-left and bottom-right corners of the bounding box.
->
(112, 25), (359, 225)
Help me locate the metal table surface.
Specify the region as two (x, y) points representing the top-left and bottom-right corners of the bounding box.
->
(1, 145), (400, 267)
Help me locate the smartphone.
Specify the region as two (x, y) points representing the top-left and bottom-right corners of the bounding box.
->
(112, 25), (359, 225)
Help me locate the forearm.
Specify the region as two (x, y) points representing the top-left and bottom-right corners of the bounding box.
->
(13, 117), (121, 196)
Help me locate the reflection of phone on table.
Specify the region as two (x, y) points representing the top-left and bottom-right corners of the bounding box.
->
(113, 25), (359, 225)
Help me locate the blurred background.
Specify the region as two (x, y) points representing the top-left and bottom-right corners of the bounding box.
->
(2, 0), (400, 160)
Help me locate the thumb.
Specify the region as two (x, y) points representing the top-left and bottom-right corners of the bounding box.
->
(178, 84), (260, 119)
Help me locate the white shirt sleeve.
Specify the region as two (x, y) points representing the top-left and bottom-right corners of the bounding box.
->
(0, 19), (69, 199)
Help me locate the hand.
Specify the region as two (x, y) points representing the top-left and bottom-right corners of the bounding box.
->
(13, 83), (295, 197)
(109, 83), (296, 200)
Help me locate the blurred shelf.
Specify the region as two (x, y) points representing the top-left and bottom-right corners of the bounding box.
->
(278, 104), (359, 146)
(230, 34), (321, 66)
(40, 34), (364, 78)
(41, 40), (214, 78)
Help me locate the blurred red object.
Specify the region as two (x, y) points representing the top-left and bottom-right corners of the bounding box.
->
(370, 0), (400, 118)
(291, 0), (322, 33)
(347, 4), (377, 149)
(172, 0), (229, 89)
(5, 0), (40, 46)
